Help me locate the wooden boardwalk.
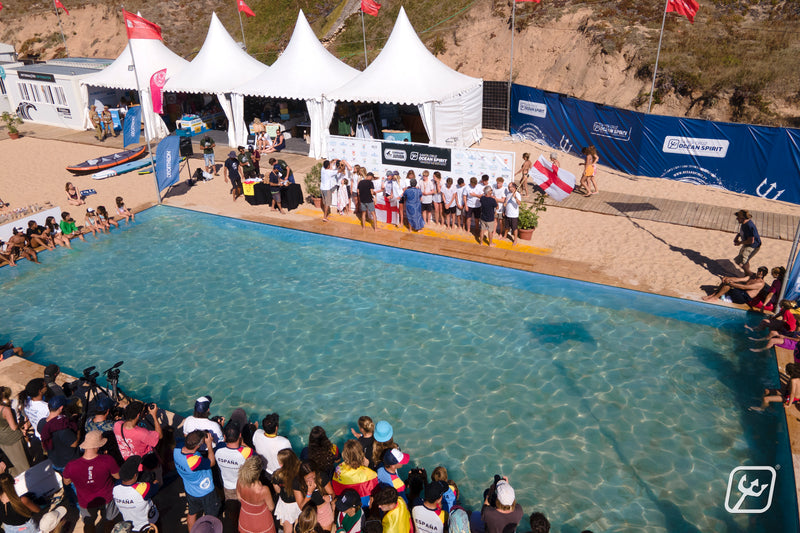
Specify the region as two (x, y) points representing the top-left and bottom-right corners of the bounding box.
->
(546, 190), (800, 241)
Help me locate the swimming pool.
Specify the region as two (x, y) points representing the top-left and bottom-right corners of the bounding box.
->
(1, 206), (795, 532)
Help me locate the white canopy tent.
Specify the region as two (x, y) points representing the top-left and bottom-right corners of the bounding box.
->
(164, 12), (268, 147)
(79, 38), (189, 139)
(233, 10), (360, 157)
(325, 7), (483, 153)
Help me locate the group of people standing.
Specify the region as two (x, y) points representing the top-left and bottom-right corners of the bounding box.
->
(89, 105), (118, 142)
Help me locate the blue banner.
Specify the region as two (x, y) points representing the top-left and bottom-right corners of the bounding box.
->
(510, 84), (800, 205)
(155, 136), (180, 191)
(123, 105), (141, 148)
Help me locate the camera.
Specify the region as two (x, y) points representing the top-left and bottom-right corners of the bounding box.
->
(147, 403), (156, 411)
(484, 474), (503, 507)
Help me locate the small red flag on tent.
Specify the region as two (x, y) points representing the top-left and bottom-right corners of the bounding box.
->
(515, 0), (541, 3)
(238, 0), (255, 17)
(666, 0), (699, 23)
(55, 0), (69, 15)
(122, 10), (163, 40)
(361, 0), (381, 17)
(0, 2), (4, 11)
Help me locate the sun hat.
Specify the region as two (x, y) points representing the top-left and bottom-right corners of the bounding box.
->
(81, 430), (107, 449)
(195, 396), (213, 413)
(374, 420), (393, 442)
(495, 480), (515, 506)
(119, 455), (142, 481)
(48, 395), (67, 411)
(39, 506), (67, 533)
(228, 150), (237, 158)
(191, 515), (223, 533)
(383, 449), (409, 467)
(335, 489), (361, 512)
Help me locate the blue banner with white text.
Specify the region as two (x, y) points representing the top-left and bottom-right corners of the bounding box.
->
(123, 105), (141, 148)
(510, 84), (800, 205)
(155, 135), (180, 191)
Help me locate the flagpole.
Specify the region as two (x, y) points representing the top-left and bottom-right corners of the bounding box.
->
(648, 0), (670, 114)
(237, 1), (247, 51)
(361, 10), (369, 68)
(507, 1), (515, 131)
(127, 38), (161, 203)
(53, 0), (70, 56)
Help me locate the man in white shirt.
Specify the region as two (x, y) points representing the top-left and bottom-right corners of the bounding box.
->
(319, 160), (340, 222)
(504, 183), (522, 246)
(113, 455), (160, 532)
(183, 396), (224, 448)
(493, 177), (508, 237)
(464, 177), (482, 233)
(251, 412), (291, 476)
(455, 178), (467, 232)
(215, 423), (253, 501)
(419, 170), (435, 223)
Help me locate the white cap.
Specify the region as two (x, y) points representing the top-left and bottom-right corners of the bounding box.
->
(496, 480), (515, 506)
(39, 506), (67, 533)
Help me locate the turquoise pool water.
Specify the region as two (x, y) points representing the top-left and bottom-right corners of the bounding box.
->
(0, 206), (796, 532)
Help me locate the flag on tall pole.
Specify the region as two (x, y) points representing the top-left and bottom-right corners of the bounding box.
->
(238, 0), (255, 17)
(52, 0), (70, 56)
(55, 0), (69, 14)
(0, 3), (4, 12)
(150, 69), (167, 114)
(361, 0), (381, 17)
(667, 0), (699, 23)
(123, 10), (162, 40)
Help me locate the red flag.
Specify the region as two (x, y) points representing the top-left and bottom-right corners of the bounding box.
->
(122, 10), (163, 40)
(0, 2), (4, 11)
(150, 69), (167, 114)
(666, 0), (699, 23)
(55, 0), (69, 15)
(361, 0), (381, 17)
(515, 0), (541, 2)
(238, 0), (255, 17)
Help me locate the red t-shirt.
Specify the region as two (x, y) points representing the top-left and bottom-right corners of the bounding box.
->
(783, 309), (797, 332)
(63, 454), (119, 509)
(114, 420), (160, 459)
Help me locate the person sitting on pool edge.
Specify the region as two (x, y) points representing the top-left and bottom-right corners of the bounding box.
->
(702, 266), (767, 303)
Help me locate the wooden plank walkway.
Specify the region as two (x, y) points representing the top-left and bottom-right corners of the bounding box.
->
(545, 190), (799, 241)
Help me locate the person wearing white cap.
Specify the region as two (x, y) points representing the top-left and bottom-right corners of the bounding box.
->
(183, 396), (224, 448)
(83, 207), (103, 238)
(38, 506), (67, 533)
(479, 476), (523, 533)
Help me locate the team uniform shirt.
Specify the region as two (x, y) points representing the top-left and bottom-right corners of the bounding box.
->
(465, 185), (482, 208)
(63, 455), (119, 509)
(335, 506), (364, 533)
(173, 448), (214, 498)
(420, 179), (435, 205)
(382, 497), (412, 533)
(114, 421), (160, 460)
(113, 482), (159, 531)
(441, 185), (457, 208)
(504, 191), (521, 218)
(493, 186), (508, 215)
(215, 444), (253, 490)
(456, 186), (467, 209)
(412, 504), (446, 533)
(377, 467), (406, 500)
(183, 417), (223, 447)
(320, 168), (339, 191)
(251, 430), (292, 474)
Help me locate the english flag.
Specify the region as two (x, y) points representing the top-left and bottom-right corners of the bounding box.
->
(123, 10), (162, 40)
(55, 0), (69, 15)
(530, 154), (575, 201)
(361, 0), (381, 17)
(667, 0), (699, 23)
(238, 0), (255, 17)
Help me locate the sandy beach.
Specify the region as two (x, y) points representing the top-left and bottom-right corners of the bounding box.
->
(2, 127), (798, 302)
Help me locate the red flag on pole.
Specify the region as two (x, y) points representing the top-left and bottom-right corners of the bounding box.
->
(122, 10), (163, 40)
(666, 0), (699, 23)
(361, 0), (381, 17)
(55, 0), (69, 15)
(0, 2), (4, 11)
(238, 0), (255, 17)
(515, 0), (541, 3)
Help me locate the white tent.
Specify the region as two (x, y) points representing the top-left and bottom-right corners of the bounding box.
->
(325, 7), (483, 152)
(79, 38), (189, 139)
(164, 12), (268, 147)
(233, 10), (360, 156)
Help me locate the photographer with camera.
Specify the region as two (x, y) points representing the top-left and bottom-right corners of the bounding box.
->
(183, 396), (224, 450)
(114, 401), (163, 484)
(474, 476), (523, 533)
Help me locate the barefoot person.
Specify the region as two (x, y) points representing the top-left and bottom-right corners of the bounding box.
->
(733, 209), (762, 276)
(223, 151), (243, 202)
(578, 145), (599, 196)
(357, 172), (377, 231)
(479, 187), (498, 247)
(703, 266), (767, 303)
(515, 153), (532, 196)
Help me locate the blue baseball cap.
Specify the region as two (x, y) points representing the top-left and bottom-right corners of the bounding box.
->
(195, 396), (213, 413)
(48, 395), (67, 411)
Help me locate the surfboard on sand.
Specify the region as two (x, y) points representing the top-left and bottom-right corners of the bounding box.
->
(66, 146), (146, 174)
(91, 158), (152, 179)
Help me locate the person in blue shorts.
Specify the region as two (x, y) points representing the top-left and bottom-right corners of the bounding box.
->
(174, 430), (220, 530)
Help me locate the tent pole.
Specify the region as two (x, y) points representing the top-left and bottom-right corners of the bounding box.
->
(128, 39), (161, 204)
(53, 0), (70, 57)
(237, 1), (247, 52)
(777, 219), (800, 304)
(361, 10), (369, 68)
(507, 1), (515, 132)
(648, 0), (670, 114)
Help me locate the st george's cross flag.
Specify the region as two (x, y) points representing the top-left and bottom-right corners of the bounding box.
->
(361, 0), (381, 17)
(667, 0), (699, 23)
(238, 0), (255, 17)
(55, 0), (69, 15)
(123, 10), (162, 40)
(529, 154), (575, 201)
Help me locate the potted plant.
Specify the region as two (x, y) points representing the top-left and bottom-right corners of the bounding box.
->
(517, 192), (547, 240)
(1, 112), (23, 139)
(304, 162), (322, 207)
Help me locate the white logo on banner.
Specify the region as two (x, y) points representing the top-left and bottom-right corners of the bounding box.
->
(662, 136), (729, 158)
(592, 122), (631, 142)
(518, 100), (547, 118)
(384, 149), (406, 162)
(724, 466), (775, 514)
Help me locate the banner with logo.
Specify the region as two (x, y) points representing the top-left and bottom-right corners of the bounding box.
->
(155, 135), (180, 191)
(327, 136), (514, 186)
(122, 105), (141, 148)
(510, 83), (800, 205)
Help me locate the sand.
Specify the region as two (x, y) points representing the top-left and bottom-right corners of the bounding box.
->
(1, 127), (798, 303)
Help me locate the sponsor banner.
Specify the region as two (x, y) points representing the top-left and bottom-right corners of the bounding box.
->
(155, 135), (180, 191)
(510, 83), (800, 205)
(381, 142), (452, 172)
(18, 71), (55, 83)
